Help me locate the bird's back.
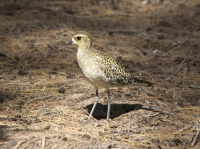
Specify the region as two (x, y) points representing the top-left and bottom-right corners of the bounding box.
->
(77, 48), (153, 88)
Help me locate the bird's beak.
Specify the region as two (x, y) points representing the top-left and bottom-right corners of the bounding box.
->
(66, 40), (73, 45)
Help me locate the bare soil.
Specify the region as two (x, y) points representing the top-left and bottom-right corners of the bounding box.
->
(0, 0), (200, 148)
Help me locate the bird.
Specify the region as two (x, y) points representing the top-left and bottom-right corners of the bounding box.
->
(67, 31), (154, 123)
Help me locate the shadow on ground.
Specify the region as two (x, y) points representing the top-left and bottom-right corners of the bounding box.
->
(85, 103), (144, 120)
(0, 125), (9, 141)
(0, 91), (19, 103)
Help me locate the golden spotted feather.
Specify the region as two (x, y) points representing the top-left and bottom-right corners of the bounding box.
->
(90, 49), (153, 86)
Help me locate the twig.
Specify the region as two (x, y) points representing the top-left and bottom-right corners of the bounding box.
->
(20, 141), (30, 149)
(0, 52), (27, 68)
(191, 128), (200, 147)
(141, 105), (170, 115)
(27, 124), (51, 131)
(13, 140), (26, 149)
(174, 64), (184, 74)
(173, 124), (193, 135)
(40, 136), (46, 149)
(191, 122), (200, 147)
(51, 144), (57, 149)
(104, 141), (129, 149)
(34, 141), (40, 148)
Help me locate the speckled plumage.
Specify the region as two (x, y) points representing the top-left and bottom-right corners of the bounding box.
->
(67, 31), (154, 122)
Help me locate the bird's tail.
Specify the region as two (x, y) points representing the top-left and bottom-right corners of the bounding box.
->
(131, 76), (154, 87)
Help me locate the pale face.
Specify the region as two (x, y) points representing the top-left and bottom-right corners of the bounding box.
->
(71, 34), (84, 45)
(68, 31), (92, 49)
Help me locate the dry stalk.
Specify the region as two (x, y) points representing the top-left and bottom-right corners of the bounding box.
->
(40, 136), (46, 149)
(141, 105), (170, 115)
(0, 52), (27, 68)
(13, 140), (26, 149)
(173, 124), (193, 135)
(191, 121), (200, 147)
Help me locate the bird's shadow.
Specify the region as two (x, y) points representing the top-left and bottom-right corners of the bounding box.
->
(85, 103), (143, 120)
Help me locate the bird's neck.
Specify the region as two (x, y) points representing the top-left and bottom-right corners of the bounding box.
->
(79, 45), (91, 50)
(77, 43), (92, 52)
(77, 46), (89, 58)
(79, 41), (92, 50)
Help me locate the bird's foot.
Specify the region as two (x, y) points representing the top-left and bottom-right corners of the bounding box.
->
(106, 118), (110, 122)
(79, 118), (91, 125)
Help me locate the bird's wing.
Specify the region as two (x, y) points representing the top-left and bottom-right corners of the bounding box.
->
(95, 50), (154, 86)
(94, 50), (133, 84)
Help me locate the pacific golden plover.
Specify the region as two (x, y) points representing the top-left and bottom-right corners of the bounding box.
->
(67, 31), (154, 122)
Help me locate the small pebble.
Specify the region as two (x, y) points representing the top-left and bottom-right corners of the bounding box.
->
(82, 134), (91, 140)
(58, 87), (65, 94)
(18, 69), (28, 75)
(0, 69), (3, 75)
(165, 76), (173, 83)
(62, 137), (68, 141)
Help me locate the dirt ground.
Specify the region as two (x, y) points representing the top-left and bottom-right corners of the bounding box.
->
(0, 0), (200, 148)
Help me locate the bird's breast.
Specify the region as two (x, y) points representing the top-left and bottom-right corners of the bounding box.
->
(77, 50), (114, 88)
(77, 50), (105, 82)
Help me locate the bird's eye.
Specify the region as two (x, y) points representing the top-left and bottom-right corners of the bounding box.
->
(77, 36), (81, 40)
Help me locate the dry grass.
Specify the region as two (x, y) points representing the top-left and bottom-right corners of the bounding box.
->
(0, 0), (200, 148)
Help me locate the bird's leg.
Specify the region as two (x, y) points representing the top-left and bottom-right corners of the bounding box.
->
(106, 89), (111, 122)
(86, 88), (99, 123)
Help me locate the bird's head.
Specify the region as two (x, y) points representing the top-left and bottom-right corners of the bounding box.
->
(67, 31), (92, 49)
